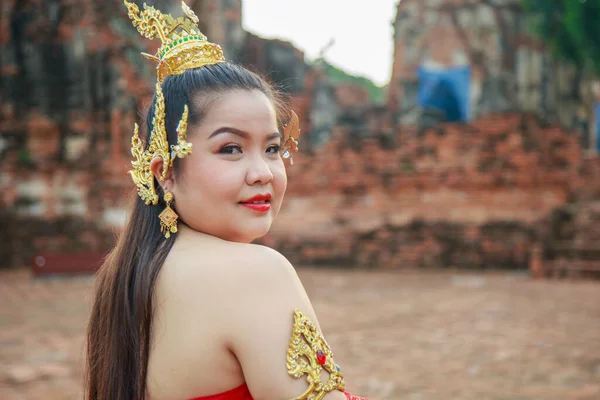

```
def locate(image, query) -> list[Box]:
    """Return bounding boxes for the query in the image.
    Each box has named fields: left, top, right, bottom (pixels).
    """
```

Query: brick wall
left=389, top=0, right=591, bottom=137
left=1, top=0, right=598, bottom=271
left=5, top=108, right=589, bottom=269
left=260, top=113, right=585, bottom=269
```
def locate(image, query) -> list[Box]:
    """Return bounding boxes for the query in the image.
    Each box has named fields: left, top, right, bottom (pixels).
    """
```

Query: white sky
left=242, top=0, right=398, bottom=87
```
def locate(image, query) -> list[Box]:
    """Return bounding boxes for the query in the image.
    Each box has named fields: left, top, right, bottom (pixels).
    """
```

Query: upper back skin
left=146, top=227, right=249, bottom=400
left=145, top=225, right=347, bottom=400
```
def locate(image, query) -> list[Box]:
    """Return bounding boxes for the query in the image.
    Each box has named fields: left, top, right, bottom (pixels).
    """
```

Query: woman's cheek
left=274, top=163, right=287, bottom=189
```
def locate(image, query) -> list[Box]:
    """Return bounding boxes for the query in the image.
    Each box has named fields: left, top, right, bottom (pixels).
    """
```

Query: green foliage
left=18, top=149, right=31, bottom=164
left=522, top=0, right=600, bottom=75
left=317, top=60, right=385, bottom=104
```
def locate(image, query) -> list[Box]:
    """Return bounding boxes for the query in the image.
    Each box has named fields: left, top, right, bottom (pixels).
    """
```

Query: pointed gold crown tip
left=123, top=0, right=225, bottom=82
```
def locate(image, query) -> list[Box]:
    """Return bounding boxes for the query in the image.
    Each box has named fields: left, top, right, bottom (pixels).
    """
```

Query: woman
left=85, top=2, right=368, bottom=399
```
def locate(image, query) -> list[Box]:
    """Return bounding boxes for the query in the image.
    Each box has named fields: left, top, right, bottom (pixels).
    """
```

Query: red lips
left=239, top=193, right=272, bottom=213
left=240, top=193, right=272, bottom=203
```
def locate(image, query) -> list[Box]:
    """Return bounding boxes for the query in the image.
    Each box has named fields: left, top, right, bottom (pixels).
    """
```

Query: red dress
left=188, top=382, right=367, bottom=400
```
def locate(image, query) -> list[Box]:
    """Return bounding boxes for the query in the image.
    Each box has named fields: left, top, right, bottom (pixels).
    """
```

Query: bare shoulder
left=211, top=243, right=315, bottom=327
left=175, top=240, right=299, bottom=286
left=216, top=243, right=312, bottom=314
left=163, top=240, right=346, bottom=399
left=221, top=244, right=304, bottom=292
left=163, top=241, right=307, bottom=317
left=218, top=245, right=345, bottom=400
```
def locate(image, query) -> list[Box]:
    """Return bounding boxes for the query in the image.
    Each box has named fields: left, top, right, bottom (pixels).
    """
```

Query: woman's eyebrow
left=268, top=132, right=283, bottom=140
left=209, top=127, right=282, bottom=140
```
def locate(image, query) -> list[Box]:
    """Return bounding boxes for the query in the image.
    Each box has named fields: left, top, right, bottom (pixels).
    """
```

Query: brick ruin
left=264, top=113, right=596, bottom=271
left=388, top=0, right=600, bottom=155
left=1, top=0, right=599, bottom=274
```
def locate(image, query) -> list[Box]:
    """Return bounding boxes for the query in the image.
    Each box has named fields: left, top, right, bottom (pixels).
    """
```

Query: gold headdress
left=124, top=1, right=224, bottom=206
left=124, top=0, right=225, bottom=83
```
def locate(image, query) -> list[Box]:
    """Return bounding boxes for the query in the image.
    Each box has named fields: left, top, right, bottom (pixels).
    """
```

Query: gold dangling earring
left=159, top=191, right=178, bottom=239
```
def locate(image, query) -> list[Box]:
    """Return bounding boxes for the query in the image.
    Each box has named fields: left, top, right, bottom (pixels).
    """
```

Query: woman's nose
left=246, top=154, right=274, bottom=185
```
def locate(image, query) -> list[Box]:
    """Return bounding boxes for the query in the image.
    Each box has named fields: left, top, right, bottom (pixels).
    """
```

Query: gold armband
left=287, top=309, right=345, bottom=399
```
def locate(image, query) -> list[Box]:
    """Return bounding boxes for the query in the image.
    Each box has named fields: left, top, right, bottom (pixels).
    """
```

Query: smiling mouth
left=239, top=202, right=270, bottom=212
left=239, top=198, right=271, bottom=212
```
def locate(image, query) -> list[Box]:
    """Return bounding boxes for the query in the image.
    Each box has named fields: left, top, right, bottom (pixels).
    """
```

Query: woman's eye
left=267, top=145, right=281, bottom=154
left=220, top=144, right=242, bottom=154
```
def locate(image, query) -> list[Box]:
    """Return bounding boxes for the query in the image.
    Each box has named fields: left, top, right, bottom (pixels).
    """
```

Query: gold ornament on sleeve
left=287, top=309, right=345, bottom=399
left=123, top=0, right=225, bottom=83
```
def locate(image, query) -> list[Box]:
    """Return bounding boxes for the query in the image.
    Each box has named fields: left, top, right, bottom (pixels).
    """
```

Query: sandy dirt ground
left=1, top=267, right=599, bottom=400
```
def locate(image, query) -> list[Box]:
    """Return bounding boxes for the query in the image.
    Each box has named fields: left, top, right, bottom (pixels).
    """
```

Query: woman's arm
left=221, top=245, right=348, bottom=400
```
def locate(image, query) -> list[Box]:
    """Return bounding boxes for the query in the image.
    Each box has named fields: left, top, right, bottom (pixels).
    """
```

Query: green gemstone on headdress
left=184, top=37, right=188, bottom=41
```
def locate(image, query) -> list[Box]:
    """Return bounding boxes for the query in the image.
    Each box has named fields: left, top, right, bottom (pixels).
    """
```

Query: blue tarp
left=417, top=66, right=471, bottom=122
left=595, top=103, right=600, bottom=151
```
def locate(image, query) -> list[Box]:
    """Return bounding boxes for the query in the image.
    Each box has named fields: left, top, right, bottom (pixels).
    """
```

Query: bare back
left=147, top=230, right=248, bottom=399
left=146, top=226, right=348, bottom=400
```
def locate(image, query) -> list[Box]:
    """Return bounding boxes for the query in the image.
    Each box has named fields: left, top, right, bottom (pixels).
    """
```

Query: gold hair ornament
left=129, top=82, right=193, bottom=205
left=125, top=0, right=212, bottom=205
left=287, top=309, right=345, bottom=399
left=282, top=111, right=301, bottom=165
left=123, top=0, right=225, bottom=83
left=170, top=104, right=193, bottom=163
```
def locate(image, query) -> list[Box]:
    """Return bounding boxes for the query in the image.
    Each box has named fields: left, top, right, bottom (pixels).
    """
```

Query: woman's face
left=169, top=89, right=287, bottom=243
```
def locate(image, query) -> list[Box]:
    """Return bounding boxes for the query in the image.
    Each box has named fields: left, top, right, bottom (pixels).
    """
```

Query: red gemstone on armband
left=316, top=350, right=326, bottom=365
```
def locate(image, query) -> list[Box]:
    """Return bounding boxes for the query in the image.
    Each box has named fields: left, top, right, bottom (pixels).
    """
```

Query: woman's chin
left=233, top=221, right=273, bottom=243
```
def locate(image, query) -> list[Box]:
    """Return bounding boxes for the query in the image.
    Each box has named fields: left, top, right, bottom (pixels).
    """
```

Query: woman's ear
left=150, top=156, right=175, bottom=190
